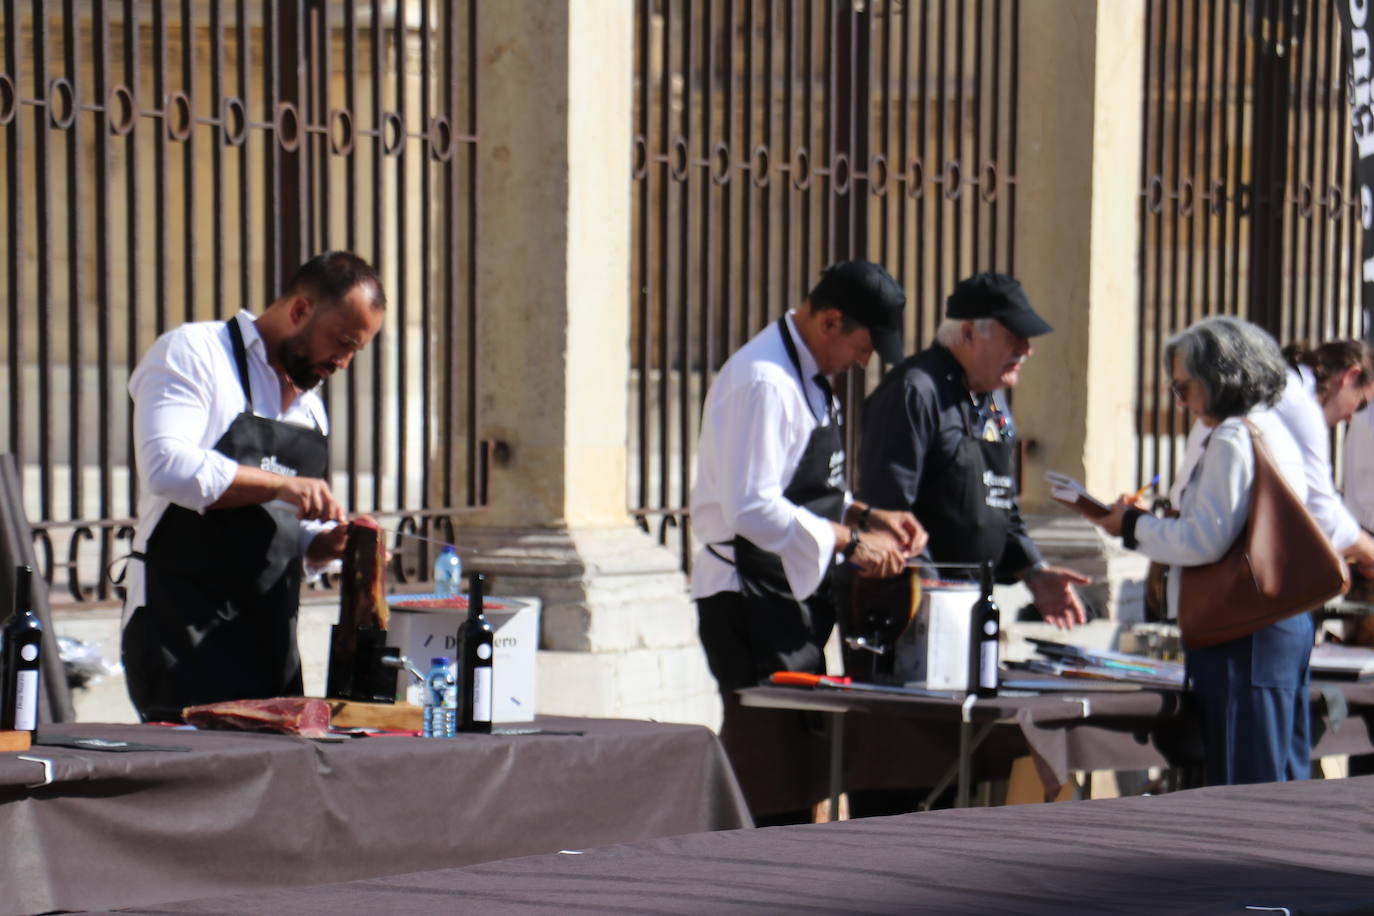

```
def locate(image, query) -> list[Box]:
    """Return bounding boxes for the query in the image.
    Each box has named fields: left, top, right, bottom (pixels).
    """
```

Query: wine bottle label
left=473, top=667, right=492, bottom=723
left=14, top=669, right=38, bottom=731
left=979, top=640, right=998, bottom=690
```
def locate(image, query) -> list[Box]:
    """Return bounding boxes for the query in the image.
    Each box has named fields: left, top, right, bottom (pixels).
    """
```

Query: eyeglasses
left=1170, top=378, right=1191, bottom=401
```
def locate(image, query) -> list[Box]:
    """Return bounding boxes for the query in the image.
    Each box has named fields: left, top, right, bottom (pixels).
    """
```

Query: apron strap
left=225, top=318, right=255, bottom=410
left=705, top=542, right=736, bottom=567
left=776, top=316, right=831, bottom=425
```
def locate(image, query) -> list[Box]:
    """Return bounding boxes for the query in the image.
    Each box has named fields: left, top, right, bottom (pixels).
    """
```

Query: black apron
left=122, top=318, right=330, bottom=721
left=713, top=316, right=848, bottom=600
left=915, top=395, right=1017, bottom=577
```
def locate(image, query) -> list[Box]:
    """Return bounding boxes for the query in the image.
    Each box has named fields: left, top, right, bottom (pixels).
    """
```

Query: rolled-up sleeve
left=129, top=334, right=239, bottom=512
left=714, top=379, right=835, bottom=600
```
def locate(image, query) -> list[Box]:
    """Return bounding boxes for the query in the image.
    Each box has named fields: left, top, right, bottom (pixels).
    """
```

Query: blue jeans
left=1185, top=613, right=1314, bottom=786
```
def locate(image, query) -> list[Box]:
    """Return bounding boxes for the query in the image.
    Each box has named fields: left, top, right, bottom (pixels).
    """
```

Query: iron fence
left=0, top=0, right=484, bottom=606
left=630, top=0, right=1021, bottom=570
left=1136, top=0, right=1364, bottom=488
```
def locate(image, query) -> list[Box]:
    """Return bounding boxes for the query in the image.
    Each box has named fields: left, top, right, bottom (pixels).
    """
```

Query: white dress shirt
left=1272, top=366, right=1359, bottom=550
left=689, top=312, right=848, bottom=601
left=1136, top=409, right=1306, bottom=618
left=123, top=310, right=331, bottom=620
left=1342, top=403, right=1374, bottom=531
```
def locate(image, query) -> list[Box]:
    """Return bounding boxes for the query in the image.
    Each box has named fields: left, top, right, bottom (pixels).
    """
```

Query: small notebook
left=1044, top=471, right=1113, bottom=519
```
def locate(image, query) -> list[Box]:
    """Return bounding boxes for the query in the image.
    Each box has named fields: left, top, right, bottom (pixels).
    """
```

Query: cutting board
left=324, top=698, right=422, bottom=731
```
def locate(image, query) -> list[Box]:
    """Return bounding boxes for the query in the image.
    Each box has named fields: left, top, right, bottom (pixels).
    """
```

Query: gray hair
left=934, top=317, right=995, bottom=348
left=1165, top=316, right=1287, bottom=419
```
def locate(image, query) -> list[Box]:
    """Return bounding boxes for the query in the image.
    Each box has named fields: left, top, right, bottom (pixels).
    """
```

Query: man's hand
left=849, top=530, right=906, bottom=579
left=305, top=521, right=350, bottom=563
left=305, top=513, right=382, bottom=563
left=1027, top=567, right=1091, bottom=630
left=867, top=508, right=928, bottom=556
left=278, top=476, right=345, bottom=523
left=1344, top=531, right=1374, bottom=577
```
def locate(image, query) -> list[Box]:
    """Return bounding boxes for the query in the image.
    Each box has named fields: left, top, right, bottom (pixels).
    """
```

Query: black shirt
left=856, top=343, right=1042, bottom=579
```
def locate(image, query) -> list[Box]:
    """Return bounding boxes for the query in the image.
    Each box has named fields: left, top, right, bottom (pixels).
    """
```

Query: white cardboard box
left=894, top=582, right=980, bottom=690
left=384, top=594, right=541, bottom=723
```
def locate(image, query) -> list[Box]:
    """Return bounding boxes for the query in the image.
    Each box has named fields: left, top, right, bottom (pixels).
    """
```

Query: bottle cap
left=440, top=545, right=456, bottom=555
left=431, top=656, right=451, bottom=666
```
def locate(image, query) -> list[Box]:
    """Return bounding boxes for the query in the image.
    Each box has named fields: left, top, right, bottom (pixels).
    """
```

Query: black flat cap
left=946, top=272, right=1053, bottom=338
left=808, top=260, right=906, bottom=363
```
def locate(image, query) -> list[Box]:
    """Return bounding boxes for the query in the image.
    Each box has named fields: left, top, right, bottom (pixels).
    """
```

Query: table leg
left=920, top=722, right=996, bottom=811
left=827, top=712, right=844, bottom=822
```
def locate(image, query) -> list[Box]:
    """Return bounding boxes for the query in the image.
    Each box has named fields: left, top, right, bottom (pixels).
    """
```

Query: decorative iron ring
left=980, top=160, right=998, bottom=202
left=868, top=153, right=888, bottom=196
left=1177, top=177, right=1195, bottom=217
left=274, top=101, right=301, bottom=151
left=832, top=152, right=851, bottom=195
left=751, top=145, right=770, bottom=187
left=48, top=77, right=76, bottom=130
left=671, top=134, right=690, bottom=182
left=1145, top=174, right=1165, bottom=214
left=1326, top=184, right=1344, bottom=219
left=380, top=111, right=404, bottom=156
left=107, top=84, right=137, bottom=136
left=907, top=157, right=924, bottom=198
left=0, top=73, right=13, bottom=125
left=942, top=159, right=961, bottom=199
left=1296, top=181, right=1313, bottom=218
left=329, top=107, right=354, bottom=156
left=1236, top=183, right=1252, bottom=217
left=791, top=146, right=810, bottom=190
left=428, top=114, right=452, bottom=162
left=711, top=142, right=731, bottom=185
left=221, top=96, right=247, bottom=146
left=1208, top=179, right=1226, bottom=216
left=166, top=90, right=193, bottom=142
left=632, top=134, right=649, bottom=180
left=69, top=526, right=95, bottom=602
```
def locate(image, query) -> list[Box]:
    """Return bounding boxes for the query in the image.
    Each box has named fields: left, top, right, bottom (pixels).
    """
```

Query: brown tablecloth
left=0, top=717, right=749, bottom=915
left=116, top=774, right=1374, bottom=915
left=731, top=679, right=1374, bottom=813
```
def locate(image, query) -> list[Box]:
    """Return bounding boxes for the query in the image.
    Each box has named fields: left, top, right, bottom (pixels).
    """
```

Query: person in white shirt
left=1095, top=316, right=1313, bottom=786
left=690, top=260, right=925, bottom=824
left=120, top=251, right=385, bottom=722
left=1276, top=341, right=1374, bottom=567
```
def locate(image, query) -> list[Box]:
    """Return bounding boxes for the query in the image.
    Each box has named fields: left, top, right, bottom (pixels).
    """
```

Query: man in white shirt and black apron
left=120, top=252, right=385, bottom=722
left=689, top=260, right=927, bottom=825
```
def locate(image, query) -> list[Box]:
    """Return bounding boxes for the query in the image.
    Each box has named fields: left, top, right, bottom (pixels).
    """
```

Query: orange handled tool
left=769, top=671, right=852, bottom=687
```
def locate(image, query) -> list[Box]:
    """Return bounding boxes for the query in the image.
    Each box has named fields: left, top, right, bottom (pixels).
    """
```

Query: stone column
left=462, top=0, right=718, bottom=727
left=1010, top=0, right=1150, bottom=625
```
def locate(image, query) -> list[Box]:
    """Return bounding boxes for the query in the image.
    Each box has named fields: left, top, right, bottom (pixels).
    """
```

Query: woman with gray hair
left=1093, top=316, right=1313, bottom=786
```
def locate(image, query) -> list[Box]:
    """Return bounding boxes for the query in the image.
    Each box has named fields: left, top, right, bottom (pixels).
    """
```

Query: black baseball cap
left=807, top=260, right=906, bottom=363
left=946, top=272, right=1053, bottom=338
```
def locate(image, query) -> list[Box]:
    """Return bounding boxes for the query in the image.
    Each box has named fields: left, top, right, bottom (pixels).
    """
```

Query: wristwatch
left=842, top=527, right=862, bottom=560
left=856, top=505, right=872, bottom=531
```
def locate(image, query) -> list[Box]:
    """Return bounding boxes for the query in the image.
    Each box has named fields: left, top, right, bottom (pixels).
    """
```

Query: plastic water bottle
left=434, top=545, right=462, bottom=597
left=421, top=656, right=457, bottom=738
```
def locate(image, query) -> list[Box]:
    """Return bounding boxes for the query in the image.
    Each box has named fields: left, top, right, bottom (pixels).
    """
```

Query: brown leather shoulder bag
left=1176, top=419, right=1349, bottom=649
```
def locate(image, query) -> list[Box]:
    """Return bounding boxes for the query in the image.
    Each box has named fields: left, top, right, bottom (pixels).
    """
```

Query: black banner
left=1339, top=0, right=1374, bottom=336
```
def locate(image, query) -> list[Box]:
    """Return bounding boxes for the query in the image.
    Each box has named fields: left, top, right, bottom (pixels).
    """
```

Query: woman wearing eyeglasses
left=1095, top=316, right=1312, bottom=786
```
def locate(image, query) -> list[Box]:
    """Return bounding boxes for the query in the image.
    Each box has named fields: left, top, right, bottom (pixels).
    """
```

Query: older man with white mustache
left=849, top=272, right=1089, bottom=632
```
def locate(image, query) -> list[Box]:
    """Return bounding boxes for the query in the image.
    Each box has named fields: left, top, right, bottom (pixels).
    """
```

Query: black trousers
left=697, top=588, right=835, bottom=825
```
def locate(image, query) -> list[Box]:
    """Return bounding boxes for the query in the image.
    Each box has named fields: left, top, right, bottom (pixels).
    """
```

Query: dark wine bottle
left=967, top=560, right=999, bottom=698
left=457, top=572, right=494, bottom=733
left=2, top=565, right=43, bottom=731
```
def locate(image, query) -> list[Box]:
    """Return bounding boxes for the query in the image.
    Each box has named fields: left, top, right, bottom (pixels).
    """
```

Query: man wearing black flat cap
left=853, top=272, right=1089, bottom=632
left=689, top=260, right=927, bottom=825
